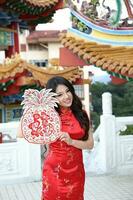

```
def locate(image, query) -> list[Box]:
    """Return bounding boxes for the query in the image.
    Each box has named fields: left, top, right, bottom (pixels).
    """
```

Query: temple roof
left=68, top=0, right=133, bottom=29
left=0, top=54, right=92, bottom=102
left=20, top=0, right=59, bottom=7
left=0, top=54, right=83, bottom=86
left=60, top=32, right=133, bottom=81
left=27, top=30, right=66, bottom=43
left=0, top=0, right=64, bottom=28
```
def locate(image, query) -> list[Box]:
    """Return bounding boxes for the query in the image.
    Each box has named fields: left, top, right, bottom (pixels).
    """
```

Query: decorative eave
left=24, top=63, right=83, bottom=86
left=60, top=33, right=133, bottom=81
left=0, top=54, right=84, bottom=86
left=24, top=0, right=59, bottom=7
left=69, top=1, right=133, bottom=31
left=0, top=0, right=64, bottom=28
left=2, top=0, right=62, bottom=13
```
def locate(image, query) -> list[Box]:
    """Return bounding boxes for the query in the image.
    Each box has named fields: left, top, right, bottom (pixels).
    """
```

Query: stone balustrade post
left=98, top=92, right=117, bottom=173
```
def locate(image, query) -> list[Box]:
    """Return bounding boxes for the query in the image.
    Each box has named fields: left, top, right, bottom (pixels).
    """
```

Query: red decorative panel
left=59, top=47, right=86, bottom=67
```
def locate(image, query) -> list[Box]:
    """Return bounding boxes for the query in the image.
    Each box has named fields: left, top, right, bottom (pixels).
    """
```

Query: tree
left=90, top=81, right=133, bottom=129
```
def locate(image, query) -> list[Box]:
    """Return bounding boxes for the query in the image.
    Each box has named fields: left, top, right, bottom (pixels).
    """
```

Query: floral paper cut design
left=21, top=89, right=61, bottom=144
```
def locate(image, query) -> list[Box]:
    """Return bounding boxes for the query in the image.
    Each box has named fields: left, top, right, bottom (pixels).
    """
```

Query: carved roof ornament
left=60, top=1, right=133, bottom=83
left=0, top=54, right=84, bottom=85
left=25, top=0, right=59, bottom=7
left=60, top=33, right=133, bottom=81
left=68, top=0, right=133, bottom=28
left=0, top=0, right=64, bottom=28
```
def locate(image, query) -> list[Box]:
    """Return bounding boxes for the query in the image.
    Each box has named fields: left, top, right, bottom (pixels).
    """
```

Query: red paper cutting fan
left=21, top=88, right=61, bottom=144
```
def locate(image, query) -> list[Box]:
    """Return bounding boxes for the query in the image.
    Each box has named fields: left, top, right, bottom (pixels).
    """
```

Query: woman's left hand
left=59, top=132, right=72, bottom=145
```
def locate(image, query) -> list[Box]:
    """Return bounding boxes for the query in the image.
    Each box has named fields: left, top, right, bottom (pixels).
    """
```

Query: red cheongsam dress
left=42, top=108, right=85, bottom=200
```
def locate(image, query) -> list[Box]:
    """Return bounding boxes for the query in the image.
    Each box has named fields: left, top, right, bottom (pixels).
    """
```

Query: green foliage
left=119, top=125, right=133, bottom=135
left=90, top=81, right=133, bottom=130
left=90, top=111, right=100, bottom=129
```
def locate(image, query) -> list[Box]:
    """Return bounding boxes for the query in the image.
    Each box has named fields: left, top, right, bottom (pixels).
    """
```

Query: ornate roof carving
left=0, top=0, right=64, bottom=28
left=25, top=0, right=58, bottom=7
left=60, top=32, right=133, bottom=81
left=0, top=54, right=83, bottom=85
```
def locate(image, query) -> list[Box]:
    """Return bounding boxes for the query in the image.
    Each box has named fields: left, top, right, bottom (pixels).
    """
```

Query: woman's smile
left=56, top=84, right=73, bottom=108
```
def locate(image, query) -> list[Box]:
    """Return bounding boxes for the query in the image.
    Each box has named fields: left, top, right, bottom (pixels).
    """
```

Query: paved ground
left=85, top=175, right=133, bottom=200
left=0, top=175, right=133, bottom=200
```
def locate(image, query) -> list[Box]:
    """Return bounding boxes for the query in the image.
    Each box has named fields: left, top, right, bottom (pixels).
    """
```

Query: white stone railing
left=115, top=116, right=133, bottom=175
left=1, top=92, right=133, bottom=182
left=83, top=92, right=133, bottom=175
left=83, top=125, right=101, bottom=174
left=116, top=116, right=133, bottom=133
left=0, top=122, right=41, bottom=184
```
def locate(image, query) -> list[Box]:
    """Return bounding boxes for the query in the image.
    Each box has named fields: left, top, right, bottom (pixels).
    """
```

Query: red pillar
left=5, top=22, right=20, bottom=58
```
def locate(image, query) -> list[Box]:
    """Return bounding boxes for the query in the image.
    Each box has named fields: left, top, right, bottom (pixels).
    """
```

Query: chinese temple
left=0, top=54, right=87, bottom=122
left=0, top=54, right=83, bottom=97
left=0, top=0, right=86, bottom=122
left=1, top=0, right=133, bottom=87
left=0, top=0, right=64, bottom=56
left=1, top=0, right=133, bottom=121
left=59, top=0, right=133, bottom=84
left=0, top=0, right=90, bottom=95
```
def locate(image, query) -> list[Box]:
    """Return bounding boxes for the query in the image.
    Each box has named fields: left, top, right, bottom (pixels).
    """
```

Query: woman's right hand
left=59, top=131, right=73, bottom=145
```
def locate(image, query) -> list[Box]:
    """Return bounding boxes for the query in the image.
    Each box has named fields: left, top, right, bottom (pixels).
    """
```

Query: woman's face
left=55, top=84, right=73, bottom=108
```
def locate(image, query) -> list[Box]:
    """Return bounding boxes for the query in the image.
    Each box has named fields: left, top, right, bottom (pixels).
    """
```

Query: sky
left=36, top=8, right=71, bottom=31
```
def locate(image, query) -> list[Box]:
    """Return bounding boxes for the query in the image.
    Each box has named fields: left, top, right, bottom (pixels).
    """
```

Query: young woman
left=42, top=76, right=94, bottom=200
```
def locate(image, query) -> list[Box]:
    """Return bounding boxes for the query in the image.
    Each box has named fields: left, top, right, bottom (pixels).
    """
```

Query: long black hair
left=46, top=76, right=90, bottom=140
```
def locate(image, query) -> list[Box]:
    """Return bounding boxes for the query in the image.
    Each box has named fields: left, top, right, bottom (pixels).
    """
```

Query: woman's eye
left=66, top=89, right=70, bottom=93
left=56, top=94, right=62, bottom=97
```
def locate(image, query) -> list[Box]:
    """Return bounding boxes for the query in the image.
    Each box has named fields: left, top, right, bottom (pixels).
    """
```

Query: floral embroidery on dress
left=43, top=177, right=50, bottom=193
left=42, top=107, right=85, bottom=200
left=53, top=164, right=61, bottom=179
left=66, top=151, right=74, bottom=165
left=63, top=178, right=70, bottom=184
left=56, top=196, right=61, bottom=200
left=66, top=185, right=74, bottom=198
